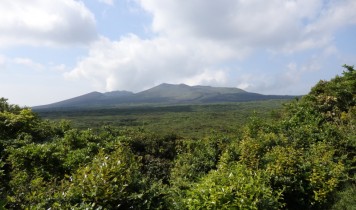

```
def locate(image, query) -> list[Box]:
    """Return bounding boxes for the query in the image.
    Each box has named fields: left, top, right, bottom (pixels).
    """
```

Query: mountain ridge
left=33, top=83, right=297, bottom=109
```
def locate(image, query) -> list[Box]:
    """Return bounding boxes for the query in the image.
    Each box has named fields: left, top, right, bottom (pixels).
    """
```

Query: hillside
left=33, top=83, right=296, bottom=109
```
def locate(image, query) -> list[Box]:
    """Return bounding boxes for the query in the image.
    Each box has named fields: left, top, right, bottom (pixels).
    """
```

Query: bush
left=184, top=163, right=282, bottom=210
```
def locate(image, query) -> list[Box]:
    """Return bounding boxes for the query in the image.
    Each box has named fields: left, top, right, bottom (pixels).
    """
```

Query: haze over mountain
left=33, top=83, right=296, bottom=109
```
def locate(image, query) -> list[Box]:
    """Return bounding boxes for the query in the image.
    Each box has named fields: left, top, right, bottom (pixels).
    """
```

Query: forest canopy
left=0, top=65, right=355, bottom=209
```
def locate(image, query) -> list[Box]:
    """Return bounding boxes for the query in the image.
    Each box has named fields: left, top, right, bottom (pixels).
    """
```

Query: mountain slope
left=136, top=83, right=246, bottom=101
left=33, top=83, right=296, bottom=109
left=35, top=91, right=134, bottom=109
left=36, top=91, right=104, bottom=109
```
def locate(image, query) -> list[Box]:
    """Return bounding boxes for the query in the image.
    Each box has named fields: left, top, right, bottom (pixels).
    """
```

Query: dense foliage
left=0, top=65, right=355, bottom=209
left=36, top=99, right=287, bottom=139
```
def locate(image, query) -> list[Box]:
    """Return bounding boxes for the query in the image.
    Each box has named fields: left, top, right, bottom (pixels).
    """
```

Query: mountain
left=33, top=83, right=296, bottom=109
left=34, top=91, right=134, bottom=109
left=137, top=83, right=245, bottom=100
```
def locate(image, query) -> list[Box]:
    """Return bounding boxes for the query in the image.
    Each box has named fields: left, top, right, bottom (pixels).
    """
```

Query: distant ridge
left=33, top=83, right=296, bottom=109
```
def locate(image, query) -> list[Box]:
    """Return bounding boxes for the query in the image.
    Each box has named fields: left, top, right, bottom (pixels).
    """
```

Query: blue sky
left=0, top=0, right=355, bottom=106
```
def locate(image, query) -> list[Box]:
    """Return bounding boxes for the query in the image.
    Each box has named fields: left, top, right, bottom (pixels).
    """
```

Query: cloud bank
left=0, top=0, right=97, bottom=47
left=65, top=35, right=235, bottom=91
left=3, top=0, right=355, bottom=95
left=65, top=0, right=356, bottom=93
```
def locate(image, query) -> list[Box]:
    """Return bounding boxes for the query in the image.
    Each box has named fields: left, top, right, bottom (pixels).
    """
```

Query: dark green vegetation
left=35, top=100, right=288, bottom=139
left=0, top=65, right=355, bottom=209
left=33, top=83, right=296, bottom=109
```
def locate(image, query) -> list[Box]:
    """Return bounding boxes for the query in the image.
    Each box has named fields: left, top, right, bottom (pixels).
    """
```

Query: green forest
left=36, top=99, right=288, bottom=139
left=0, top=65, right=355, bottom=209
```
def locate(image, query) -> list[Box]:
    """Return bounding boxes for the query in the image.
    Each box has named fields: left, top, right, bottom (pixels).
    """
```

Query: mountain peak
left=156, top=83, right=188, bottom=87
left=33, top=83, right=296, bottom=109
left=104, top=90, right=134, bottom=97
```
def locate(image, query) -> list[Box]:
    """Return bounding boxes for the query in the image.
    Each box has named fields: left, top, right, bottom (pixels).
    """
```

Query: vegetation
left=0, top=65, right=355, bottom=209
left=35, top=100, right=287, bottom=139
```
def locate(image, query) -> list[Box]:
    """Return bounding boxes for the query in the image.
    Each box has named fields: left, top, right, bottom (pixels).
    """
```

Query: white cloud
left=66, top=0, right=356, bottom=93
left=13, top=57, right=45, bottom=71
left=0, top=0, right=97, bottom=47
left=0, top=55, right=6, bottom=67
left=65, top=35, right=238, bottom=92
left=0, top=55, right=47, bottom=71
left=0, top=54, right=7, bottom=71
left=305, top=0, right=356, bottom=34
left=235, top=60, right=325, bottom=95
left=139, top=0, right=356, bottom=52
left=182, top=69, right=228, bottom=87
left=98, top=0, right=114, bottom=5
left=51, top=64, right=69, bottom=72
